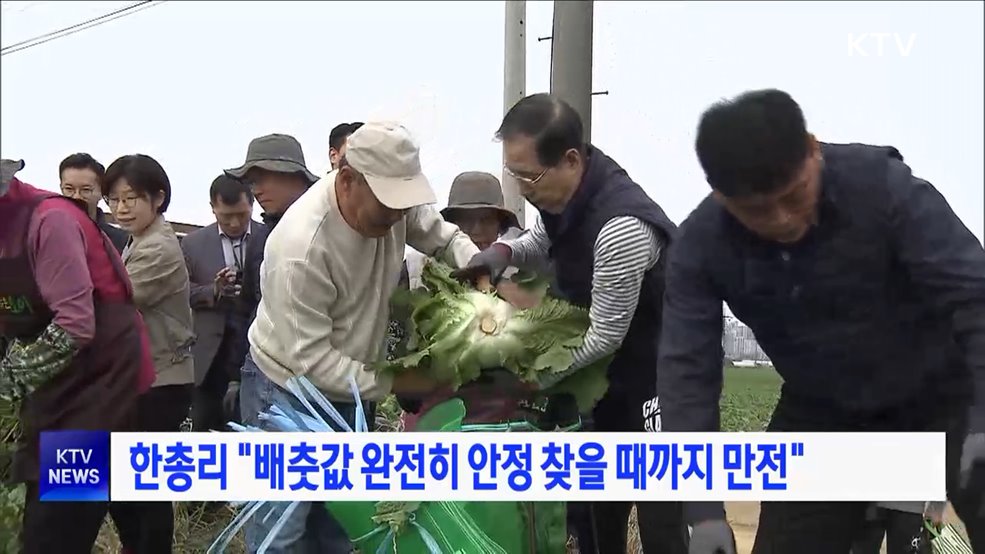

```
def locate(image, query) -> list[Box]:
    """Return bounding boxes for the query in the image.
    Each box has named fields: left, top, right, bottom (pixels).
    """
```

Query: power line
left=1, top=0, right=153, bottom=53
left=1, top=1, right=165, bottom=57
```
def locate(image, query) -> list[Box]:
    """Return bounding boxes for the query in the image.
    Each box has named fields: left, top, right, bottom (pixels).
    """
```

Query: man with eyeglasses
left=455, top=93, right=689, bottom=554
left=58, top=153, right=129, bottom=253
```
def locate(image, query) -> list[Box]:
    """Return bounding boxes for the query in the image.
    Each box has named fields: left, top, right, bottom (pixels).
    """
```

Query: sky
left=1, top=0, right=983, bottom=244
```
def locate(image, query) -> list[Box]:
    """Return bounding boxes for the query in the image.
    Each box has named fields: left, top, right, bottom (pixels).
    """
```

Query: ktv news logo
left=39, top=431, right=110, bottom=501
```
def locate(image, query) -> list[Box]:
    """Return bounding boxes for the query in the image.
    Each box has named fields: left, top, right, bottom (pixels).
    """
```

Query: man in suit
left=58, top=153, right=129, bottom=253
left=181, top=174, right=268, bottom=431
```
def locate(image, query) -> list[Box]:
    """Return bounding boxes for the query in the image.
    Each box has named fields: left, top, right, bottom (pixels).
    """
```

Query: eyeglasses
left=107, top=196, right=141, bottom=209
left=504, top=166, right=549, bottom=186
left=61, top=186, right=98, bottom=199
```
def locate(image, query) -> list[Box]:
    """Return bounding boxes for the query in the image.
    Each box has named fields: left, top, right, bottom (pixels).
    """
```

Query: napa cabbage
left=379, top=260, right=610, bottom=412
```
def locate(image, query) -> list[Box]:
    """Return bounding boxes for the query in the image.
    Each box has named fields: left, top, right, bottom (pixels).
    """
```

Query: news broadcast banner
left=38, top=431, right=945, bottom=503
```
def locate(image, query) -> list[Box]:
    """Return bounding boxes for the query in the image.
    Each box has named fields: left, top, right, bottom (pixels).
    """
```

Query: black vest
left=539, top=145, right=678, bottom=401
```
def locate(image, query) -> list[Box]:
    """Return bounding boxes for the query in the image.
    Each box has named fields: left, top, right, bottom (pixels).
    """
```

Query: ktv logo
left=39, top=430, right=110, bottom=501
left=848, top=33, right=918, bottom=58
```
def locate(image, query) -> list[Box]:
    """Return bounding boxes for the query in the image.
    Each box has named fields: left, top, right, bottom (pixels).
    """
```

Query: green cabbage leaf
left=379, top=260, right=610, bottom=412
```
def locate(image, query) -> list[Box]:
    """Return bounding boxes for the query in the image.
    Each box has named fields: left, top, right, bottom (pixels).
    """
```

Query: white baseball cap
left=344, top=121, right=436, bottom=210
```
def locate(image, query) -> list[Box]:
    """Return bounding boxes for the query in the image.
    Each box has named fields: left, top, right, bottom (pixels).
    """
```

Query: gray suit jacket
left=181, top=220, right=268, bottom=385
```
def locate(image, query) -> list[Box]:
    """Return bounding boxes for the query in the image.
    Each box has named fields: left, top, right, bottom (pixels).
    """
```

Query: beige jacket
left=123, top=217, right=195, bottom=387
left=248, top=171, right=480, bottom=402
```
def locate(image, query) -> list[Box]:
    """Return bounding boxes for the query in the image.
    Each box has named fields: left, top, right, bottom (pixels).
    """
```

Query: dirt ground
left=726, top=502, right=760, bottom=553
left=724, top=502, right=968, bottom=554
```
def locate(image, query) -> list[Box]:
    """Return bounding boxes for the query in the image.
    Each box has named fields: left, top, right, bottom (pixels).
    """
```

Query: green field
left=720, top=365, right=782, bottom=432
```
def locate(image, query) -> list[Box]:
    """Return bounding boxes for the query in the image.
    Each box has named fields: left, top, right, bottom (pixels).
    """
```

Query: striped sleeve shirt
left=503, top=215, right=664, bottom=371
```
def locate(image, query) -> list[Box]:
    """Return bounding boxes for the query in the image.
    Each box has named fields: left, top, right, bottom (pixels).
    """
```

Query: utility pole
left=550, top=0, right=594, bottom=142
left=503, top=0, right=526, bottom=227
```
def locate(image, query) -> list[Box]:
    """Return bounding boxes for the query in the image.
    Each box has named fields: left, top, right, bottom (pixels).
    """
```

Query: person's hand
left=451, top=244, right=513, bottom=286
left=222, top=381, right=241, bottom=421
left=391, top=369, right=440, bottom=398
left=689, top=519, right=737, bottom=554
left=496, top=280, right=542, bottom=309
left=959, top=432, right=985, bottom=491
left=924, top=501, right=946, bottom=525
left=213, top=267, right=241, bottom=299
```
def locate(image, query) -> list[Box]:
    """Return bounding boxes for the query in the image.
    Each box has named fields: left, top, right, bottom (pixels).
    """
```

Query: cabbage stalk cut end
left=479, top=315, right=498, bottom=334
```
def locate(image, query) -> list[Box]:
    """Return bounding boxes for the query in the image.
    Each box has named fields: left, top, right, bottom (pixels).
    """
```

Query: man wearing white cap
left=241, top=121, right=480, bottom=552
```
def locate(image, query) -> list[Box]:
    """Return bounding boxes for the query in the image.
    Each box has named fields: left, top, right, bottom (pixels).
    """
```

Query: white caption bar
left=109, top=432, right=946, bottom=502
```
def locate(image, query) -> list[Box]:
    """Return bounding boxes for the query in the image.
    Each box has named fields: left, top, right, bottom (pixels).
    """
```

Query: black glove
left=689, top=519, right=737, bottom=554
left=451, top=244, right=513, bottom=285
left=222, top=381, right=241, bottom=423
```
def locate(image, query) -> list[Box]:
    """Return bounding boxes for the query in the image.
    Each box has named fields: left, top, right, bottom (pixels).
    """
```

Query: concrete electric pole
left=502, top=0, right=527, bottom=227
left=550, top=0, right=594, bottom=142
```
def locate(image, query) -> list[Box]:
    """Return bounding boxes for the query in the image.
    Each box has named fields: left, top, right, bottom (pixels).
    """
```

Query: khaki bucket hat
left=225, top=134, right=319, bottom=186
left=440, top=171, right=519, bottom=229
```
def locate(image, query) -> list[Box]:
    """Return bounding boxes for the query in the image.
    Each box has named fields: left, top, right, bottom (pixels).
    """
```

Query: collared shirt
left=219, top=222, right=251, bottom=272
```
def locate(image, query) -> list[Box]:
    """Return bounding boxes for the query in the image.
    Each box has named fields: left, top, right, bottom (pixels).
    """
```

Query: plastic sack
left=328, top=398, right=570, bottom=554
left=329, top=499, right=524, bottom=554
left=925, top=521, right=974, bottom=554
left=326, top=399, right=526, bottom=554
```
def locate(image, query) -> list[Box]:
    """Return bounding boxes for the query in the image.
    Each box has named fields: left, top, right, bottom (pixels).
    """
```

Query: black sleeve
left=99, top=221, right=129, bottom=254
left=226, top=246, right=263, bottom=383
left=657, top=228, right=725, bottom=433
left=886, top=158, right=985, bottom=433
left=656, top=224, right=727, bottom=525
left=225, top=309, right=249, bottom=383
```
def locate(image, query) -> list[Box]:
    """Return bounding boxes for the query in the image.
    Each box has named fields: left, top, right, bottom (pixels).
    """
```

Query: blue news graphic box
left=39, top=430, right=110, bottom=502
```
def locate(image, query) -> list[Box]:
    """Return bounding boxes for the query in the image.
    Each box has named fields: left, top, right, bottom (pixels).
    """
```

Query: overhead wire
left=1, top=1, right=165, bottom=57
left=1, top=0, right=153, bottom=52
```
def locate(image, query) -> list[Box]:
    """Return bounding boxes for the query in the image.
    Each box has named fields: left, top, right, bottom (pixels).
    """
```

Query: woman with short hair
left=104, top=153, right=195, bottom=554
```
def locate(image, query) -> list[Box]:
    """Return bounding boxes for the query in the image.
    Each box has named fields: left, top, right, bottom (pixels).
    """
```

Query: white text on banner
left=108, top=432, right=946, bottom=503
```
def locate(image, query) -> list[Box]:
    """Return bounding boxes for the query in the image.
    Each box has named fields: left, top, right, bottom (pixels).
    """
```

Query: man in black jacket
left=657, top=88, right=985, bottom=553
left=58, top=153, right=128, bottom=253
left=458, top=93, right=689, bottom=554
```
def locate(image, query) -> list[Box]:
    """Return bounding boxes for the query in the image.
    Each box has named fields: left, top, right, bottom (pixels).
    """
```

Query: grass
left=0, top=366, right=781, bottom=553
left=719, top=365, right=782, bottom=432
